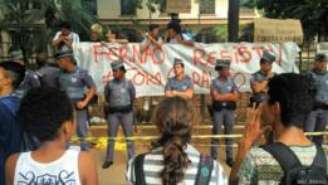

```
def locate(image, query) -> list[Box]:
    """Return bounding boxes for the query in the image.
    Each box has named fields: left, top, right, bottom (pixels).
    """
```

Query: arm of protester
left=52, top=32, right=64, bottom=48
left=176, top=35, right=194, bottom=47
left=5, top=154, right=19, bottom=185
left=79, top=152, right=99, bottom=185
left=148, top=35, right=163, bottom=50
left=229, top=104, right=271, bottom=185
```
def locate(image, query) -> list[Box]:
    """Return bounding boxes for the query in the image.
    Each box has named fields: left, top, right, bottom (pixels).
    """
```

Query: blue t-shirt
left=0, top=95, right=22, bottom=185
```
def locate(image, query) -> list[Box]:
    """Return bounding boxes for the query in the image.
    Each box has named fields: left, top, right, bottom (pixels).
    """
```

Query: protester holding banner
left=56, top=50, right=97, bottom=151
left=210, top=59, right=239, bottom=167
left=166, top=22, right=194, bottom=47
left=0, top=62, right=25, bottom=185
left=165, top=58, right=193, bottom=99
left=103, top=60, right=136, bottom=169
left=304, top=54, right=328, bottom=145
left=106, top=29, right=128, bottom=44
left=141, top=24, right=163, bottom=52
left=52, top=21, right=80, bottom=52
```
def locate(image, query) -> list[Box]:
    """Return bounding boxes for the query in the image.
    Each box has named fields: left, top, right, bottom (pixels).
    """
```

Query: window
left=121, top=0, right=137, bottom=16
left=199, top=0, right=216, bottom=15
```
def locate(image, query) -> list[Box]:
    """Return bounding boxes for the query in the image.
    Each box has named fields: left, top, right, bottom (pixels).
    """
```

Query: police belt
left=313, top=102, right=328, bottom=110
left=107, top=105, right=133, bottom=114
left=212, top=101, right=236, bottom=111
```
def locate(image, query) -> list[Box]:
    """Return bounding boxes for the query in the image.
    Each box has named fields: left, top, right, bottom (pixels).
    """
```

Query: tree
left=0, top=0, right=96, bottom=59
left=257, top=0, right=328, bottom=41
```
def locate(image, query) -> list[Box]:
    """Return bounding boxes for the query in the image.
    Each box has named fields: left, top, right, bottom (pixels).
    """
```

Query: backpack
left=134, top=154, right=214, bottom=185
left=261, top=142, right=328, bottom=185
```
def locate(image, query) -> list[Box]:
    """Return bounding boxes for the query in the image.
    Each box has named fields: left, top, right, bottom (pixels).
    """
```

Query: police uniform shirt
left=58, top=67, right=95, bottom=101
left=36, top=65, right=60, bottom=88
left=165, top=75, right=193, bottom=92
left=308, top=70, right=328, bottom=104
left=105, top=78, right=135, bottom=108
left=15, top=70, right=41, bottom=98
left=211, top=77, right=238, bottom=95
left=250, top=71, right=273, bottom=102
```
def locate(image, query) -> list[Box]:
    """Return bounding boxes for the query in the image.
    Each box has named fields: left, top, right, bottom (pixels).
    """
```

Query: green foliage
left=256, top=0, right=328, bottom=41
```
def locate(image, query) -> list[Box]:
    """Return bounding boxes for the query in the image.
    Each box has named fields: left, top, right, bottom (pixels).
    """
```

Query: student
left=230, top=73, right=328, bottom=185
left=0, top=61, right=25, bottom=185
left=127, top=97, right=227, bottom=185
left=5, top=87, right=98, bottom=185
left=52, top=21, right=80, bottom=52
left=141, top=24, right=163, bottom=52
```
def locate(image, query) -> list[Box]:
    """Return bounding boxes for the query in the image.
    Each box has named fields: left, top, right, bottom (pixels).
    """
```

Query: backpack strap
left=134, top=154, right=146, bottom=185
left=261, top=143, right=303, bottom=173
left=195, top=155, right=214, bottom=185
left=311, top=145, right=327, bottom=171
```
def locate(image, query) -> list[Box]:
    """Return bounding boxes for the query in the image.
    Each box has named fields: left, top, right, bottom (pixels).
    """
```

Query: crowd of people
left=1, top=20, right=328, bottom=185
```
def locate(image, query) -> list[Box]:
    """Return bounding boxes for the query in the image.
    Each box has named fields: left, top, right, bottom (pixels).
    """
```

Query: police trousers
left=211, top=109, right=235, bottom=161
left=305, top=109, right=328, bottom=145
left=75, top=108, right=89, bottom=150
left=105, top=111, right=135, bottom=162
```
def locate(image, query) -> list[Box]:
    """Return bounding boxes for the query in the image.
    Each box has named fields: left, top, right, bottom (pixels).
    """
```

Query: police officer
left=35, top=52, right=60, bottom=88
left=103, top=61, right=135, bottom=169
left=10, top=49, right=40, bottom=98
left=250, top=50, right=276, bottom=144
left=250, top=50, right=276, bottom=106
left=165, top=58, right=193, bottom=99
left=305, top=54, right=328, bottom=145
left=56, top=50, right=97, bottom=150
left=210, top=59, right=238, bottom=167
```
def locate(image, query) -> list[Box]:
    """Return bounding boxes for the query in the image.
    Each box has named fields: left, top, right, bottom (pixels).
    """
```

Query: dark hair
left=268, top=73, right=314, bottom=128
left=0, top=61, right=25, bottom=88
left=18, top=87, right=74, bottom=142
left=167, top=22, right=181, bottom=34
left=60, top=21, right=71, bottom=29
left=149, top=24, right=160, bottom=31
left=152, top=97, right=194, bottom=185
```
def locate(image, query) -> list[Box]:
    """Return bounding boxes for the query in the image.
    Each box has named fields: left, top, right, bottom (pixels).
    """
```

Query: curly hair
left=268, top=73, right=314, bottom=128
left=18, top=87, right=74, bottom=142
left=152, top=97, right=194, bottom=185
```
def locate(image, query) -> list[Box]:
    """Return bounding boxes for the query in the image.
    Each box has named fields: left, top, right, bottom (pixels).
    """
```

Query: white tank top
left=14, top=149, right=81, bottom=185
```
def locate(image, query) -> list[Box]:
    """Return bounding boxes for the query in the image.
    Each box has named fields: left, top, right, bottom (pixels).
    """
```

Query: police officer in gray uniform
left=103, top=61, right=136, bottom=169
left=56, top=50, right=97, bottom=150
left=35, top=53, right=60, bottom=88
left=250, top=50, right=276, bottom=144
left=305, top=54, right=328, bottom=145
left=210, top=59, right=238, bottom=167
left=165, top=58, right=193, bottom=99
left=250, top=50, right=276, bottom=106
left=10, top=49, right=40, bottom=98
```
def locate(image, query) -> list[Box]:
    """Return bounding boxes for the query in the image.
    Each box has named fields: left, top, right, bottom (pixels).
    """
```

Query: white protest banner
left=74, top=42, right=300, bottom=97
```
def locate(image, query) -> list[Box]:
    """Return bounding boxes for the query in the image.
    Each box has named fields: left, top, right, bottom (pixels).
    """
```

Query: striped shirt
left=126, top=144, right=227, bottom=185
